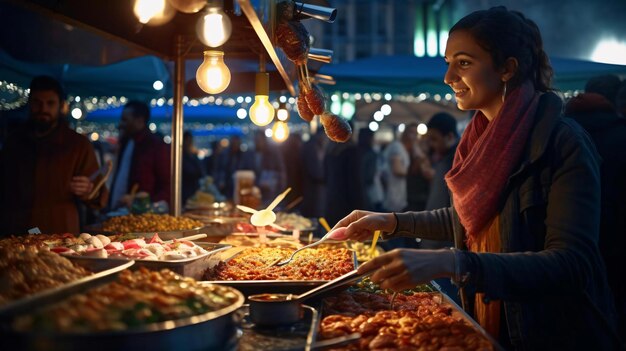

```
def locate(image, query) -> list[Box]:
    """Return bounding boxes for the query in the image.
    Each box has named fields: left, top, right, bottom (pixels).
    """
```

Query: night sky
left=457, top=0, right=626, bottom=62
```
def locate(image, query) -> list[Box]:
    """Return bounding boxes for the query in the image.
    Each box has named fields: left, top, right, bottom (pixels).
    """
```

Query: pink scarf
left=445, top=81, right=541, bottom=246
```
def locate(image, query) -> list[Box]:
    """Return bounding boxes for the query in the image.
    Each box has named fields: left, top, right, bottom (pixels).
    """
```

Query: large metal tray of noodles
left=63, top=242, right=231, bottom=276
left=0, top=283, right=245, bottom=351
left=0, top=260, right=134, bottom=319
left=200, top=247, right=359, bottom=296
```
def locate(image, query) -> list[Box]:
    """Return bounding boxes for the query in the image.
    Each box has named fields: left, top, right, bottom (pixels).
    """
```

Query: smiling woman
left=327, top=6, right=621, bottom=350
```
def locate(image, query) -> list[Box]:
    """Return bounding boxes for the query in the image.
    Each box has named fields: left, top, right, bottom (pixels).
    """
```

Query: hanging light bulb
left=249, top=72, right=275, bottom=126
left=272, top=121, right=290, bottom=143
left=276, top=102, right=289, bottom=121
left=133, top=0, right=175, bottom=26
left=196, top=2, right=232, bottom=47
left=196, top=50, right=231, bottom=94
left=168, top=0, right=206, bottom=13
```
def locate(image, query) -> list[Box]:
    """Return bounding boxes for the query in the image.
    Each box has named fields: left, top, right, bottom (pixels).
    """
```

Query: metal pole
left=170, top=35, right=185, bottom=216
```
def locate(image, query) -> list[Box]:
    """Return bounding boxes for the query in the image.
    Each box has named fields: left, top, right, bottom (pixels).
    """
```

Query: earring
left=502, top=82, right=507, bottom=102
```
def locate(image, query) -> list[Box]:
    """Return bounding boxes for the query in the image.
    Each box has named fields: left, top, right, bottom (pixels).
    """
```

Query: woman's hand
left=327, top=210, right=397, bottom=241
left=357, top=249, right=456, bottom=291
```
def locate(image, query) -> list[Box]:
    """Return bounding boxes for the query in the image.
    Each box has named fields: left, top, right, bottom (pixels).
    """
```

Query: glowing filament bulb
left=249, top=96, right=274, bottom=126
left=197, top=7, right=232, bottom=47
left=272, top=121, right=289, bottom=142
left=196, top=50, right=231, bottom=94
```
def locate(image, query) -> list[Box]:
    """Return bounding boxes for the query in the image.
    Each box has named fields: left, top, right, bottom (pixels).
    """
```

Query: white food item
left=79, top=233, right=92, bottom=241
left=69, top=244, right=88, bottom=252
left=95, top=235, right=111, bottom=246
left=87, top=236, right=103, bottom=249
left=144, top=243, right=166, bottom=258
left=83, top=248, right=108, bottom=258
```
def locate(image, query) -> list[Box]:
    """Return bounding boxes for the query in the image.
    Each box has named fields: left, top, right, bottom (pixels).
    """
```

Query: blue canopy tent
left=0, top=50, right=172, bottom=102
left=86, top=104, right=241, bottom=124
left=319, top=55, right=626, bottom=94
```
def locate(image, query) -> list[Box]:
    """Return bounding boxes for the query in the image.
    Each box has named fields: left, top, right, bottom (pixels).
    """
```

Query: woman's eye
left=459, top=60, right=470, bottom=66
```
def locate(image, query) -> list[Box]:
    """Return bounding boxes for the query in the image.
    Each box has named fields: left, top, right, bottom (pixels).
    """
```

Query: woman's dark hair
left=450, top=6, right=553, bottom=92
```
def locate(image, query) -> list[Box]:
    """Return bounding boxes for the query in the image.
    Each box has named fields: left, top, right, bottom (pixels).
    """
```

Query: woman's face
left=444, top=29, right=505, bottom=120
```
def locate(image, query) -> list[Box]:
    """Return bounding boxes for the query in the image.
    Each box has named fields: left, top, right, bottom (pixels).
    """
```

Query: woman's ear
left=501, top=57, right=518, bottom=82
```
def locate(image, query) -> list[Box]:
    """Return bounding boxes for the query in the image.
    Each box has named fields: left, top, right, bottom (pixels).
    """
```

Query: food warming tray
left=200, top=247, right=359, bottom=296
left=83, top=224, right=206, bottom=240
left=0, top=260, right=134, bottom=318
left=64, top=242, right=231, bottom=276
left=1, top=284, right=245, bottom=351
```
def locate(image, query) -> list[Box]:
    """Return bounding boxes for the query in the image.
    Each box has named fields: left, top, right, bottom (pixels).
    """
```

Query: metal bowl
left=1, top=284, right=245, bottom=351
left=248, top=293, right=303, bottom=327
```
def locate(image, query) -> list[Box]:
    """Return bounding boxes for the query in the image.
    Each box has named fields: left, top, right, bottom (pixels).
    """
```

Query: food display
left=52, top=233, right=209, bottom=261
left=274, top=212, right=314, bottom=231
left=320, top=291, right=493, bottom=350
left=203, top=247, right=353, bottom=281
left=0, top=233, right=78, bottom=249
left=0, top=246, right=91, bottom=306
left=101, top=213, right=203, bottom=233
left=13, top=267, right=241, bottom=332
left=352, top=277, right=436, bottom=295
left=346, top=242, right=383, bottom=262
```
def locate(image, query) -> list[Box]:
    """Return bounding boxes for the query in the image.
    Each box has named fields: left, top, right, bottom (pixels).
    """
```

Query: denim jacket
left=388, top=93, right=619, bottom=350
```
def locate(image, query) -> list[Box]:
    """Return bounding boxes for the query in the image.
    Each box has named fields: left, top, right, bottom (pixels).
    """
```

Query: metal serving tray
left=84, top=224, right=206, bottom=240
left=0, top=260, right=134, bottom=319
left=200, top=247, right=359, bottom=296
left=1, top=284, right=245, bottom=351
left=64, top=242, right=231, bottom=276
left=318, top=287, right=504, bottom=351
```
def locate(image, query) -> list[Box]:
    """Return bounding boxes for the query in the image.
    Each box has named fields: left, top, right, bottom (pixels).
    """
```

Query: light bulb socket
left=293, top=2, right=337, bottom=23
left=255, top=72, right=270, bottom=96
left=308, top=47, right=334, bottom=63
left=204, top=50, right=224, bottom=57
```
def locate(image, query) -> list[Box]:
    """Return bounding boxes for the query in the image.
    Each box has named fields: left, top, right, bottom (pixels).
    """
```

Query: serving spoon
left=236, top=187, right=291, bottom=231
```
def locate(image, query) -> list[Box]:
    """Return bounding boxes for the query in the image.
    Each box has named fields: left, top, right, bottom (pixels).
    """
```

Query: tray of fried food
left=318, top=280, right=500, bottom=351
left=0, top=245, right=133, bottom=318
left=4, top=267, right=244, bottom=351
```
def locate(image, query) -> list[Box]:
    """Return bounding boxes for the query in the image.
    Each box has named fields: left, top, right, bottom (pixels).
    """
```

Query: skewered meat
left=276, top=1, right=294, bottom=23
left=276, top=21, right=310, bottom=64
left=304, top=83, right=326, bottom=115
left=320, top=112, right=352, bottom=143
left=297, top=93, right=315, bottom=121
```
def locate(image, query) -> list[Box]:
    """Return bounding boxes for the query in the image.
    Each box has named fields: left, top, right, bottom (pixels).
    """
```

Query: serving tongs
left=273, top=232, right=333, bottom=266
left=273, top=217, right=333, bottom=266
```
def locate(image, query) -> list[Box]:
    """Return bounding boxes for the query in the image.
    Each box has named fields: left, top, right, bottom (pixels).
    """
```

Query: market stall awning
left=319, top=55, right=626, bottom=94
left=0, top=50, right=171, bottom=102
left=86, top=104, right=240, bottom=124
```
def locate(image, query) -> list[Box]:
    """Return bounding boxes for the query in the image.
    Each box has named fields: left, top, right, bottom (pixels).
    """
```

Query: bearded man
left=0, top=76, right=108, bottom=235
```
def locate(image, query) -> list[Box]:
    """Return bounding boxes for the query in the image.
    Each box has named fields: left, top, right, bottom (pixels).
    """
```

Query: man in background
left=109, top=100, right=170, bottom=209
left=0, top=75, right=108, bottom=235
